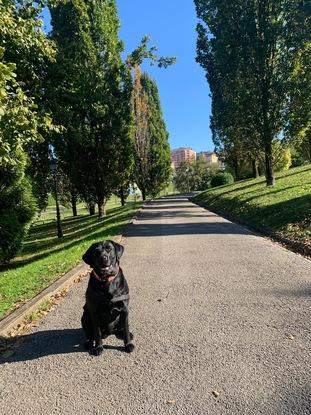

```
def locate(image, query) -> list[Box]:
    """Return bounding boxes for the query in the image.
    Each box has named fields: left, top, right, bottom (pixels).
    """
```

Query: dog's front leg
left=90, top=317, right=104, bottom=356
left=120, top=311, right=135, bottom=353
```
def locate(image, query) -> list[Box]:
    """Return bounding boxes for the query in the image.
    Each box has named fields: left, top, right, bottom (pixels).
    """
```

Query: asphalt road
left=1, top=195, right=311, bottom=415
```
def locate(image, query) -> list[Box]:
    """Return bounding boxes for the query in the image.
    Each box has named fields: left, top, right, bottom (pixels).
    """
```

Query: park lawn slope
left=0, top=202, right=141, bottom=319
left=192, top=164, right=311, bottom=249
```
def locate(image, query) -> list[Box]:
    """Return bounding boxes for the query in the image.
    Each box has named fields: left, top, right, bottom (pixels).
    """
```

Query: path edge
left=191, top=197, right=311, bottom=260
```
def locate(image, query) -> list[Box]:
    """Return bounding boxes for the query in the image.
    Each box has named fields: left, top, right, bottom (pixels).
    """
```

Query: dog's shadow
left=0, top=328, right=126, bottom=364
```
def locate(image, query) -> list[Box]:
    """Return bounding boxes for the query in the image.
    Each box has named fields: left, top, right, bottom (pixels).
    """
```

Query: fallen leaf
left=212, top=390, right=220, bottom=398
left=167, top=400, right=176, bottom=405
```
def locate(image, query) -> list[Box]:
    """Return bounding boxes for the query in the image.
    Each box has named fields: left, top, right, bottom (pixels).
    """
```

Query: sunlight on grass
left=193, top=164, right=311, bottom=245
left=0, top=202, right=141, bottom=318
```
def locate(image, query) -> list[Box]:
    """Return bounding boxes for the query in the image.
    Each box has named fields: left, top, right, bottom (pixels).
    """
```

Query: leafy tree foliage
left=0, top=0, right=55, bottom=263
left=174, top=160, right=196, bottom=193
left=174, top=159, right=220, bottom=192
left=211, top=172, right=234, bottom=188
left=195, top=0, right=310, bottom=186
left=49, top=0, right=133, bottom=217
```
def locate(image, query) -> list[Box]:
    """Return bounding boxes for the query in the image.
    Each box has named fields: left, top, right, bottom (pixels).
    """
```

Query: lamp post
left=49, top=158, right=63, bottom=238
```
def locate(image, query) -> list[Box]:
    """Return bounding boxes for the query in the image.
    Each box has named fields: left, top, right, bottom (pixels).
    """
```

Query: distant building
left=197, top=151, right=219, bottom=164
left=171, top=147, right=196, bottom=170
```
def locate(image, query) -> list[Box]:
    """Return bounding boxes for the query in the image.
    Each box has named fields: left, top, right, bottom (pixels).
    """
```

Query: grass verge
left=192, top=164, right=311, bottom=254
left=0, top=202, right=141, bottom=319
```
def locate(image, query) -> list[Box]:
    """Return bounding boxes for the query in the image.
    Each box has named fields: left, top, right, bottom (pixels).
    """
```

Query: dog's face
left=82, top=240, right=124, bottom=278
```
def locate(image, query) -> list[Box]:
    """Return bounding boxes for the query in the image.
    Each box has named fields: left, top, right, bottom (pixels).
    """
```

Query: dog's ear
left=111, top=241, right=124, bottom=261
left=82, top=243, right=96, bottom=266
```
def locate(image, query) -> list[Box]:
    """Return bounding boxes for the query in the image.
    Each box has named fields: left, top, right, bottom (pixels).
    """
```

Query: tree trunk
left=120, top=191, right=126, bottom=207
left=141, top=187, right=146, bottom=201
left=89, top=204, right=95, bottom=216
left=234, top=156, right=239, bottom=181
left=257, top=1, right=275, bottom=186
left=71, top=192, right=78, bottom=217
left=252, top=159, right=259, bottom=178
left=98, top=195, right=107, bottom=218
left=264, top=142, right=275, bottom=186
left=258, top=164, right=263, bottom=177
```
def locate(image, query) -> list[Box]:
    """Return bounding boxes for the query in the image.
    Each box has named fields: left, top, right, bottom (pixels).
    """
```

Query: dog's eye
left=106, top=247, right=112, bottom=252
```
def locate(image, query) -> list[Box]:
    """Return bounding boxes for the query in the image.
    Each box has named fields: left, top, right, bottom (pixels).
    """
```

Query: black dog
left=81, top=240, right=134, bottom=356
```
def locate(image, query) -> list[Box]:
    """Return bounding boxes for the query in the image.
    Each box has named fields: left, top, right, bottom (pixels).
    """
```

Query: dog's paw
left=84, top=340, right=94, bottom=350
left=115, top=332, right=134, bottom=341
left=90, top=345, right=104, bottom=356
left=125, top=343, right=135, bottom=353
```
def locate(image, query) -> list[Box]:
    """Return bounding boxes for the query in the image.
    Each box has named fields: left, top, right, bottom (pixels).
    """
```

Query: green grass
left=193, top=164, right=311, bottom=246
left=0, top=201, right=141, bottom=319
left=37, top=196, right=122, bottom=223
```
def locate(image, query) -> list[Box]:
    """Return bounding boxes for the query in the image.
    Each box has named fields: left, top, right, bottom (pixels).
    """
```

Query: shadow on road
left=0, top=329, right=126, bottom=364
left=140, top=208, right=217, bottom=219
left=126, top=195, right=253, bottom=237
left=143, top=204, right=198, bottom=210
left=274, top=286, right=311, bottom=298
left=125, top=221, right=251, bottom=237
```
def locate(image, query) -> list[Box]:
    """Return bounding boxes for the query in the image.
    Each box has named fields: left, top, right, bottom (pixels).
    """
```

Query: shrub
left=273, top=141, right=292, bottom=172
left=0, top=177, right=36, bottom=264
left=211, top=172, right=234, bottom=188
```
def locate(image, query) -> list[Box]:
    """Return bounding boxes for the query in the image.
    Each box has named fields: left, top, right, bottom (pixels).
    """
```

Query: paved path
left=1, top=195, right=311, bottom=414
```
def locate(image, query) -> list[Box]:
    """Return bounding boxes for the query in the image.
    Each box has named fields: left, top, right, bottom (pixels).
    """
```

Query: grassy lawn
left=0, top=200, right=141, bottom=319
left=193, top=164, right=311, bottom=246
left=37, top=195, right=122, bottom=223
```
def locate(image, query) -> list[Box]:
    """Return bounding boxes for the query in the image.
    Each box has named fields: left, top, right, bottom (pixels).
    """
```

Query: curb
left=0, top=263, right=89, bottom=337
left=0, top=232, right=124, bottom=338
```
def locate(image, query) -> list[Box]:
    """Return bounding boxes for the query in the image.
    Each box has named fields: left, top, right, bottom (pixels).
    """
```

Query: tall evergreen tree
left=141, top=72, right=171, bottom=198
left=131, top=66, right=151, bottom=201
left=49, top=0, right=133, bottom=217
left=132, top=67, right=171, bottom=200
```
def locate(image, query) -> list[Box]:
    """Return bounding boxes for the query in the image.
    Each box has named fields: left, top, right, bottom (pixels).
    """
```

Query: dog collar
left=92, top=266, right=120, bottom=284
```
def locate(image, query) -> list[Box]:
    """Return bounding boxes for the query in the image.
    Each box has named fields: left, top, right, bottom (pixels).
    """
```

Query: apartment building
left=171, top=147, right=196, bottom=170
left=196, top=151, right=219, bottom=164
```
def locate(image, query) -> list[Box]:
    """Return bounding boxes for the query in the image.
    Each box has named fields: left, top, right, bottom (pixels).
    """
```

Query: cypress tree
left=141, top=73, right=171, bottom=198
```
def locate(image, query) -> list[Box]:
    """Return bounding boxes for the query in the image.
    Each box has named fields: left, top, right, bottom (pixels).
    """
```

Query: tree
left=2, top=1, right=57, bottom=211
left=285, top=26, right=311, bottom=163
left=132, top=68, right=172, bottom=199
left=141, top=72, right=172, bottom=198
left=49, top=0, right=134, bottom=218
left=273, top=141, right=292, bottom=172
left=174, top=159, right=220, bottom=192
left=131, top=66, right=150, bottom=201
left=174, top=160, right=197, bottom=193
left=196, top=1, right=262, bottom=181
left=195, top=0, right=309, bottom=186
left=0, top=0, right=55, bottom=263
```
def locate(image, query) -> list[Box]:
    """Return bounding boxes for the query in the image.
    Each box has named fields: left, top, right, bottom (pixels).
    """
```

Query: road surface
left=1, top=195, right=311, bottom=414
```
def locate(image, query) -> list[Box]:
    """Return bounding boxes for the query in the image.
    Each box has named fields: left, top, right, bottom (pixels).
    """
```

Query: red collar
left=92, top=266, right=120, bottom=284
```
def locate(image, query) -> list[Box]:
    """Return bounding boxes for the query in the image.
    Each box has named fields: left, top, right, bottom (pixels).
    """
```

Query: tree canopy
left=195, top=0, right=310, bottom=185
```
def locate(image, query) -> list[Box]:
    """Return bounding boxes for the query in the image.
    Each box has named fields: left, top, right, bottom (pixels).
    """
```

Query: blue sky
left=42, top=1, right=213, bottom=152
